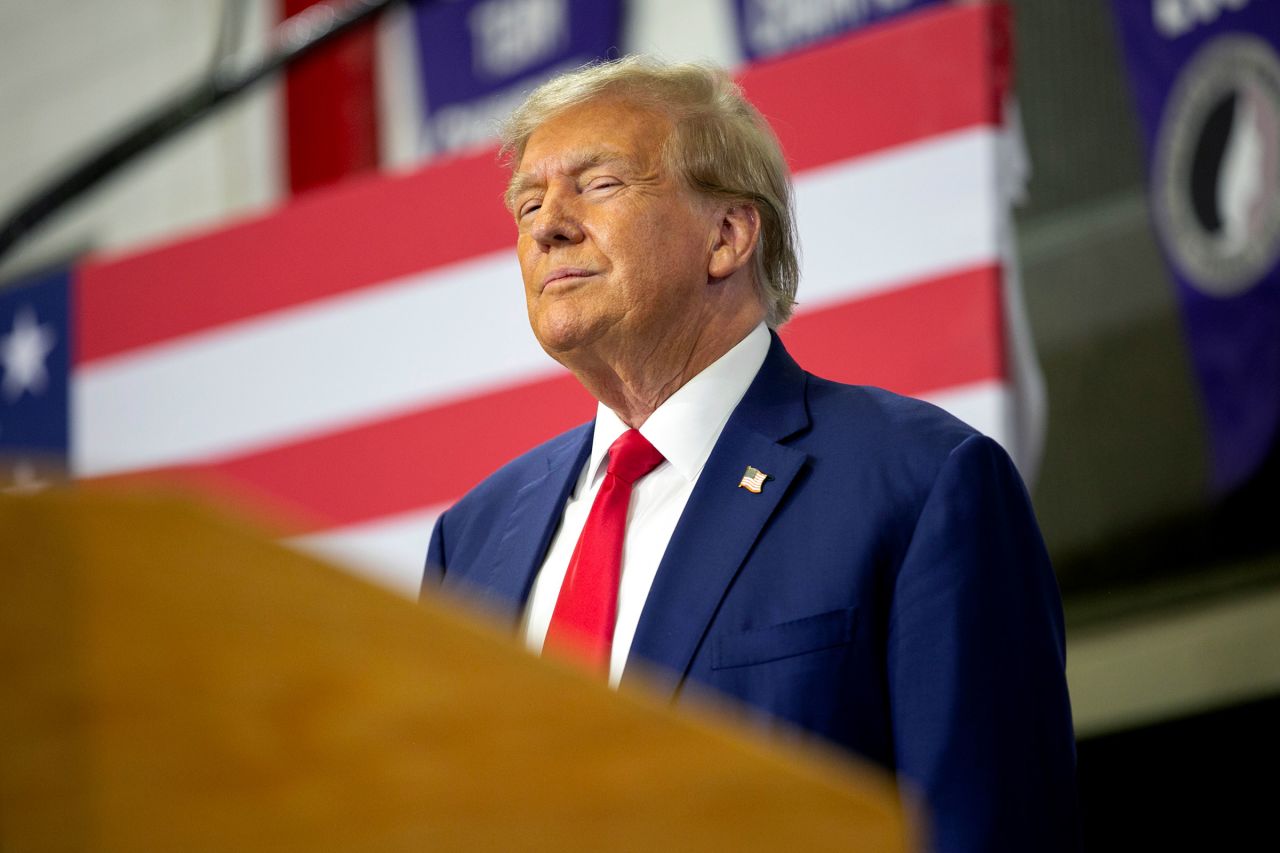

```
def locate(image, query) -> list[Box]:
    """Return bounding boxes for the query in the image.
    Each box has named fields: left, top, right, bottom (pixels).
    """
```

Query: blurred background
left=2, top=0, right=1277, bottom=847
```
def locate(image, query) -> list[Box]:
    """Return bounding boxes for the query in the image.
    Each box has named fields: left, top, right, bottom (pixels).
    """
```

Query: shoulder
left=803, top=374, right=986, bottom=474
left=427, top=420, right=591, bottom=580
left=750, top=336, right=987, bottom=484
left=786, top=372, right=1029, bottom=539
left=425, top=421, right=590, bottom=589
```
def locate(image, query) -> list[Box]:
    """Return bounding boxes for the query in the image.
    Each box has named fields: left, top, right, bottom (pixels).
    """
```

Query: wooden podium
left=1, top=487, right=915, bottom=851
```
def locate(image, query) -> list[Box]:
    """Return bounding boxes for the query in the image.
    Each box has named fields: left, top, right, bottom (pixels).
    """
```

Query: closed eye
left=518, top=200, right=542, bottom=219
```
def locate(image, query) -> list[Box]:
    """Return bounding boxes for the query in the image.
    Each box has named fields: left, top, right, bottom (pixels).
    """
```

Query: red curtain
left=281, top=0, right=381, bottom=195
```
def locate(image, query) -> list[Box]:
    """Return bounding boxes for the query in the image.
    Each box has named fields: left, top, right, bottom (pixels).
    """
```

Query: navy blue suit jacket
left=425, top=336, right=1079, bottom=852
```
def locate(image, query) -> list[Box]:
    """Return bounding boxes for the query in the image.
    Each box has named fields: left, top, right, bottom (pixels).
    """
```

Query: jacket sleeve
left=887, top=434, right=1080, bottom=852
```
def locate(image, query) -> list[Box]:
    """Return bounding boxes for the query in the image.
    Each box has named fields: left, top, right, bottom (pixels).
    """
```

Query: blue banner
left=411, top=0, right=623, bottom=155
left=0, top=267, right=71, bottom=487
left=1110, top=0, right=1280, bottom=493
left=731, top=0, right=943, bottom=60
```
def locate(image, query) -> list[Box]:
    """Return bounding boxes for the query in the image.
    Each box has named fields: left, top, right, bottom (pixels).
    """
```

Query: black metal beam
left=0, top=0, right=405, bottom=263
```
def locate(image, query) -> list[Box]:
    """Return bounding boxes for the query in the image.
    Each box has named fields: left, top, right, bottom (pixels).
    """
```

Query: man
left=424, top=58, right=1079, bottom=851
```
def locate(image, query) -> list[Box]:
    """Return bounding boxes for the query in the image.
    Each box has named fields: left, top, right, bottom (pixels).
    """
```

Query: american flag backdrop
left=2, top=4, right=1037, bottom=595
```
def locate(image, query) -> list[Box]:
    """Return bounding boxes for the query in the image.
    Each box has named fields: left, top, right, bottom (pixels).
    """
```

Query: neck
left=565, top=304, right=764, bottom=428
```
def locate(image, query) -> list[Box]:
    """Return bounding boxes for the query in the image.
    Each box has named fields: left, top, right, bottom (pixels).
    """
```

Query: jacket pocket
left=712, top=607, right=858, bottom=670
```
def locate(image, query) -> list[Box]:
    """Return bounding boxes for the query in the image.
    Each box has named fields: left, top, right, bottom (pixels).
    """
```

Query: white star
left=1, top=305, right=57, bottom=402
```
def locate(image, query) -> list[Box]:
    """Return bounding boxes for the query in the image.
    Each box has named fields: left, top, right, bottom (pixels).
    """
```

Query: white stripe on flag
left=73, top=251, right=554, bottom=476
left=796, top=127, right=999, bottom=309
left=288, top=505, right=443, bottom=598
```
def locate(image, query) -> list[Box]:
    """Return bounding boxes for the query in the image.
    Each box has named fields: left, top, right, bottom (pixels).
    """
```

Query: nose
left=530, top=185, right=584, bottom=249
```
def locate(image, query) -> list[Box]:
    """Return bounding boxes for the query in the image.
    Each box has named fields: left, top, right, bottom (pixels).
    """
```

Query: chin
left=534, top=333, right=573, bottom=360
left=531, top=320, right=589, bottom=360
left=529, top=305, right=601, bottom=357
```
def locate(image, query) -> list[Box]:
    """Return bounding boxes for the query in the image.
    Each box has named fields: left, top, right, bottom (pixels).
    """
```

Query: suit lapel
left=622, top=337, right=810, bottom=695
left=473, top=424, right=592, bottom=624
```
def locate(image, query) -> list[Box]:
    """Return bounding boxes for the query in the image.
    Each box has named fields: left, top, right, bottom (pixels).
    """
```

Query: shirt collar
left=584, top=322, right=771, bottom=489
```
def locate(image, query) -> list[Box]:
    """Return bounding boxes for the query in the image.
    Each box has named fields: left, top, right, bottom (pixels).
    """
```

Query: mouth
left=541, top=268, right=597, bottom=291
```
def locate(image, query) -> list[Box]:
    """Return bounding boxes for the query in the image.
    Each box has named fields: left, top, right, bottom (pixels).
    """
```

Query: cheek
left=516, top=239, right=540, bottom=289
left=598, top=213, right=668, bottom=273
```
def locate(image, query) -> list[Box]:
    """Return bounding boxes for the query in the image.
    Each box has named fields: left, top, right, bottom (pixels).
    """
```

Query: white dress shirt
left=523, top=322, right=772, bottom=686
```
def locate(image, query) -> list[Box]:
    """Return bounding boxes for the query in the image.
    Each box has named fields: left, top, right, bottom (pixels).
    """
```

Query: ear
left=707, top=203, right=761, bottom=281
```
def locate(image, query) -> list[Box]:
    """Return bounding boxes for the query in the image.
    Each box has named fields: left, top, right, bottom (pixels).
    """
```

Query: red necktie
left=544, top=429, right=665, bottom=674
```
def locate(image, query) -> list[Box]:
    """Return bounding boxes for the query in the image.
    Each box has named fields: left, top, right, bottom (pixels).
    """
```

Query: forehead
left=513, top=98, right=673, bottom=185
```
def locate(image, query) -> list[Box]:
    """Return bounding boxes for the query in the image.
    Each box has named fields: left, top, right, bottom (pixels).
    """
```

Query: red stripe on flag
left=75, top=4, right=1006, bottom=366
left=739, top=3, right=1009, bottom=173
left=101, top=265, right=1003, bottom=534
left=107, top=374, right=597, bottom=535
left=76, top=149, right=514, bottom=364
left=780, top=264, right=1005, bottom=394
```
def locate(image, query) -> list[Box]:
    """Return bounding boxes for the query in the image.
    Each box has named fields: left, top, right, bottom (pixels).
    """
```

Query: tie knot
left=605, top=429, right=665, bottom=484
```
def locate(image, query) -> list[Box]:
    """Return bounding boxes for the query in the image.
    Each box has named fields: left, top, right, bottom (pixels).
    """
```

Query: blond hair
left=499, top=57, right=799, bottom=327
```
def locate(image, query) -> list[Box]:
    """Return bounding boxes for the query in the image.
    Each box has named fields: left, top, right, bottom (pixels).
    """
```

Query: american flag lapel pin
left=738, top=466, right=768, bottom=494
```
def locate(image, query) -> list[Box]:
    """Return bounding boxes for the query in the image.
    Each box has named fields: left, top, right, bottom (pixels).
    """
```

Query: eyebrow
left=505, top=149, right=626, bottom=210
